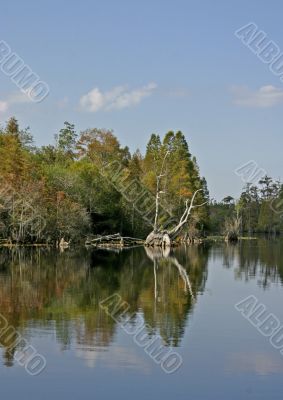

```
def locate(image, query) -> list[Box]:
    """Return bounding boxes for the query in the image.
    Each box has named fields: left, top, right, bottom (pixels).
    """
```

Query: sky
left=0, top=0, right=282, bottom=200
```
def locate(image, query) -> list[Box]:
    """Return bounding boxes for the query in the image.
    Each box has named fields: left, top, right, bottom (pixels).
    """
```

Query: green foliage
left=0, top=118, right=210, bottom=243
left=211, top=177, right=283, bottom=235
left=143, top=131, right=209, bottom=235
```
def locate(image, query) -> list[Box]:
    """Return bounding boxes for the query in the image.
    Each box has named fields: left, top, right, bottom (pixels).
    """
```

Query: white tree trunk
left=145, top=189, right=207, bottom=247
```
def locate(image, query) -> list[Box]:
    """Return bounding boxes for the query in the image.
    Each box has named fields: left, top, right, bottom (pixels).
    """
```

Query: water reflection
left=0, top=245, right=209, bottom=367
left=0, top=239, right=282, bottom=369
left=216, top=238, right=283, bottom=288
left=227, top=352, right=283, bottom=376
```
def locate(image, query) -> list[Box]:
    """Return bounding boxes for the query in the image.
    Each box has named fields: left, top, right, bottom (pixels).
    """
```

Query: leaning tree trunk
left=145, top=189, right=207, bottom=247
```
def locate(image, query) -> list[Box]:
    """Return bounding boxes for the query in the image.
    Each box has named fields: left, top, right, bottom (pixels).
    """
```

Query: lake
left=0, top=239, right=283, bottom=399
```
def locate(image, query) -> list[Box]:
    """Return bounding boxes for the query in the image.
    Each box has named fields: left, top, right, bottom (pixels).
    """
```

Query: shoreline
left=0, top=235, right=266, bottom=249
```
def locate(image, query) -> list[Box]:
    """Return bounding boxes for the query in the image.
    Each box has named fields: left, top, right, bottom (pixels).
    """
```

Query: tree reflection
left=220, top=238, right=283, bottom=289
left=0, top=245, right=209, bottom=366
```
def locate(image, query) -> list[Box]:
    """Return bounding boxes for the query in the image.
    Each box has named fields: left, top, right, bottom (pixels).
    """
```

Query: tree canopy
left=0, top=118, right=210, bottom=244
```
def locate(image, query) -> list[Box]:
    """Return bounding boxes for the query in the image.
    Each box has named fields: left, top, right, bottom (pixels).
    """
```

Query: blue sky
left=0, top=0, right=282, bottom=200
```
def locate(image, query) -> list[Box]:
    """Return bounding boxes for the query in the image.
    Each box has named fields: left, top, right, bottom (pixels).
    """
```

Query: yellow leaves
left=0, top=133, right=31, bottom=186
left=77, top=128, right=122, bottom=165
left=178, top=188, right=192, bottom=198
left=142, top=171, right=156, bottom=193
left=56, top=191, right=65, bottom=203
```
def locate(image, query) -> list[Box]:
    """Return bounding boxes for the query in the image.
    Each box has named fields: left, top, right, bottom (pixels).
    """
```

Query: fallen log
left=85, top=233, right=144, bottom=248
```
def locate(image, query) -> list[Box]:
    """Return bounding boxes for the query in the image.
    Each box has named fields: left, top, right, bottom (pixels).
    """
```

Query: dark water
left=0, top=239, right=283, bottom=399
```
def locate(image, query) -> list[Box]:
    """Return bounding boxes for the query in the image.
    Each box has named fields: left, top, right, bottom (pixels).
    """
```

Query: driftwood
left=86, top=233, right=144, bottom=248
left=0, top=239, right=13, bottom=247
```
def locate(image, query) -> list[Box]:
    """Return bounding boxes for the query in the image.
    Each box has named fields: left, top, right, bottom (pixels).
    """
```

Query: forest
left=0, top=117, right=282, bottom=245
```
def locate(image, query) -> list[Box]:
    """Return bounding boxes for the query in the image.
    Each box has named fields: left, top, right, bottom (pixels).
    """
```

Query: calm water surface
left=0, top=239, right=283, bottom=399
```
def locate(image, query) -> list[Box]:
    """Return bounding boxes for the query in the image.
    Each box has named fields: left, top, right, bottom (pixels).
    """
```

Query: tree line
left=1, top=117, right=282, bottom=244
left=210, top=176, right=283, bottom=235
left=0, top=117, right=209, bottom=244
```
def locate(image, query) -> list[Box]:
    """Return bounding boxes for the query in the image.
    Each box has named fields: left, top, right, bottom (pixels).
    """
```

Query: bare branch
left=168, top=189, right=207, bottom=237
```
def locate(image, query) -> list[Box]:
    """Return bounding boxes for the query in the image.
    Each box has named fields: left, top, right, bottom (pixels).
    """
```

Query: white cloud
left=231, top=85, right=283, bottom=108
left=8, top=91, right=32, bottom=105
left=0, top=101, right=8, bottom=113
left=0, top=91, right=32, bottom=113
left=79, top=83, right=157, bottom=112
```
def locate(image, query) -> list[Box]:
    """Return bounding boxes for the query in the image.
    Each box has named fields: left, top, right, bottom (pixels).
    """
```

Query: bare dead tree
left=145, top=188, right=208, bottom=247
left=167, top=189, right=207, bottom=237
